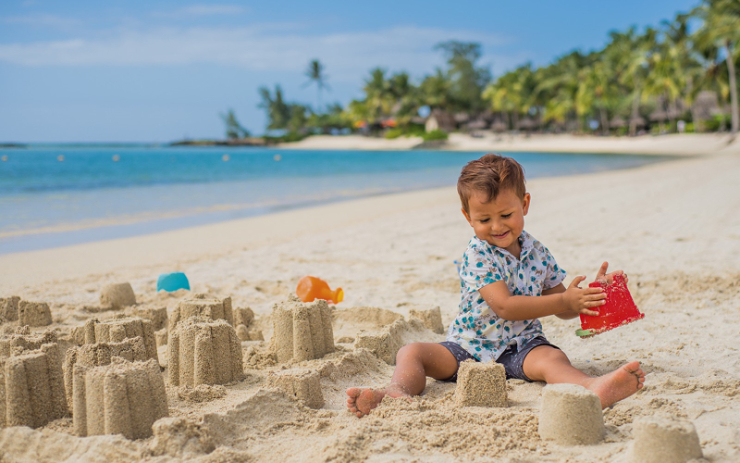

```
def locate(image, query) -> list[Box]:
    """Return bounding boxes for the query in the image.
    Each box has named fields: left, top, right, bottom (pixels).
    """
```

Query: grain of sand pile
left=1, top=153, right=739, bottom=462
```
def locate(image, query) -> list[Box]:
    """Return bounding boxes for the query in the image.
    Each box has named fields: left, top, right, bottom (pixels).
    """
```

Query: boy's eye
left=501, top=213, right=512, bottom=219
left=480, top=218, right=489, bottom=223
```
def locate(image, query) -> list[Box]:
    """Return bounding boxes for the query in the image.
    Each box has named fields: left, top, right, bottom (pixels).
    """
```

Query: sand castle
left=135, top=306, right=168, bottom=332
left=454, top=361, right=507, bottom=407
left=271, top=297, right=334, bottom=363
left=0, top=296, right=20, bottom=323
left=233, top=306, right=263, bottom=341
left=628, top=416, right=703, bottom=463
left=100, top=282, right=137, bottom=310
left=72, top=317, right=157, bottom=362
left=267, top=369, right=324, bottom=409
left=1, top=331, right=67, bottom=428
left=409, top=307, right=445, bottom=334
left=354, top=318, right=426, bottom=365
left=538, top=384, right=604, bottom=445
left=167, top=318, right=244, bottom=387
left=73, top=358, right=168, bottom=439
left=62, top=336, right=150, bottom=409
left=18, top=300, right=53, bottom=327
left=0, top=297, right=51, bottom=327
left=169, top=294, right=234, bottom=332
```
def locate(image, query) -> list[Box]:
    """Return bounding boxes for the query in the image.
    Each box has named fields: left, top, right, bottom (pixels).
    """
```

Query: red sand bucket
left=576, top=273, right=645, bottom=338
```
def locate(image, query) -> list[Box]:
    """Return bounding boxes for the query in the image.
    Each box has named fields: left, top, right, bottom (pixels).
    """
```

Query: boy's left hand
left=595, top=261, right=628, bottom=285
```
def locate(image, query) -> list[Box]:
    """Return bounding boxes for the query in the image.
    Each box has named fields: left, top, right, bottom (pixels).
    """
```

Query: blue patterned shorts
left=439, top=337, right=559, bottom=382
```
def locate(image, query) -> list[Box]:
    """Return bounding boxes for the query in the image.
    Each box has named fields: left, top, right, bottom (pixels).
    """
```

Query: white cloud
left=0, top=24, right=520, bottom=80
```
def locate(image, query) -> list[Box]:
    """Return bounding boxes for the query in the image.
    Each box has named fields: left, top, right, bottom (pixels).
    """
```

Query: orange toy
left=296, top=276, right=344, bottom=304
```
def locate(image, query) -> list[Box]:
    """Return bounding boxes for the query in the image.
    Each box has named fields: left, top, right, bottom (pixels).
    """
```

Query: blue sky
left=0, top=0, right=699, bottom=143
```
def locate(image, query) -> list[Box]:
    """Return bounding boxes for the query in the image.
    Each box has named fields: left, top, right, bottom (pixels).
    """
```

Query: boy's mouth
left=492, top=231, right=509, bottom=239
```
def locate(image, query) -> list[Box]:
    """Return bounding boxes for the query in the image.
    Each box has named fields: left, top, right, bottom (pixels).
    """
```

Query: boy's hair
left=457, top=153, right=526, bottom=213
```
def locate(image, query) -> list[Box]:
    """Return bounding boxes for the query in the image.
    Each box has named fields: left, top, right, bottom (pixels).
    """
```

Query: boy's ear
left=461, top=207, right=473, bottom=226
left=522, top=193, right=531, bottom=216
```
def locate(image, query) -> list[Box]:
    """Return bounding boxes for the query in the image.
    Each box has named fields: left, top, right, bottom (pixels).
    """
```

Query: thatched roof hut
left=610, top=116, right=627, bottom=128
left=649, top=110, right=668, bottom=122
left=517, top=117, right=537, bottom=130
left=490, top=120, right=508, bottom=133
left=425, top=110, right=456, bottom=133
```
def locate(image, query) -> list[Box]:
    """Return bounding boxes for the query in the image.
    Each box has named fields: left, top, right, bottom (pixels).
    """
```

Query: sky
left=0, top=0, right=700, bottom=143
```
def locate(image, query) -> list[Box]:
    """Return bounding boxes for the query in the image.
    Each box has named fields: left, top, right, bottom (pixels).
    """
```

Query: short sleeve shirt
left=446, top=230, right=567, bottom=362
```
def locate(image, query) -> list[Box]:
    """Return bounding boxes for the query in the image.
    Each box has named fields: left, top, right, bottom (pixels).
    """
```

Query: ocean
left=0, top=145, right=667, bottom=254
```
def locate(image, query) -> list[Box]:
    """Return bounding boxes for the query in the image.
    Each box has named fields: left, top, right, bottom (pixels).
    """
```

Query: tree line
left=223, top=0, right=739, bottom=140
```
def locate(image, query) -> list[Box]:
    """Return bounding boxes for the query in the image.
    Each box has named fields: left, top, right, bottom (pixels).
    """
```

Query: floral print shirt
left=446, top=230, right=567, bottom=362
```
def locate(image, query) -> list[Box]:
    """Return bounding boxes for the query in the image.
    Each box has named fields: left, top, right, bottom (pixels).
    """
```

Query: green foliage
left=434, top=41, right=491, bottom=113
left=422, top=129, right=448, bottom=141
left=262, top=131, right=308, bottom=144
left=220, top=109, right=250, bottom=139
left=247, top=0, right=740, bottom=137
left=384, top=128, right=403, bottom=139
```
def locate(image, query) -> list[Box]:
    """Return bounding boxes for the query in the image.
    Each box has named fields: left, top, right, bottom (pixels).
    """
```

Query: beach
left=1, top=135, right=739, bottom=462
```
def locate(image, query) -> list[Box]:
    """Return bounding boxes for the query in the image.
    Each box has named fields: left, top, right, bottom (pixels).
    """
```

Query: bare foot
left=585, top=361, right=645, bottom=408
left=346, top=384, right=409, bottom=418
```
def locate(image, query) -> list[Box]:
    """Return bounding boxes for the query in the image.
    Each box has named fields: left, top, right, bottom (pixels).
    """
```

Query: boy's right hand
left=562, top=276, right=603, bottom=316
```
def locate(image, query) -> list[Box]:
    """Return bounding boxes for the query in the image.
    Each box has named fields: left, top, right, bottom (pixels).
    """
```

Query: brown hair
left=457, top=153, right=526, bottom=213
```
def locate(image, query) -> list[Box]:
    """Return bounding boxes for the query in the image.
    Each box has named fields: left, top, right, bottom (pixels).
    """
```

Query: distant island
left=169, top=138, right=267, bottom=147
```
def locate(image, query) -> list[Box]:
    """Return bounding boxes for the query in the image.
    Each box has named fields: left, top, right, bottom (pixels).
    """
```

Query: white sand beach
left=282, top=132, right=740, bottom=156
left=1, top=136, right=739, bottom=462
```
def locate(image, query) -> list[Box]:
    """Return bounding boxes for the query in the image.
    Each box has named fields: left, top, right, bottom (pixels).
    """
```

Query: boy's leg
left=522, top=345, right=645, bottom=409
left=346, top=342, right=458, bottom=418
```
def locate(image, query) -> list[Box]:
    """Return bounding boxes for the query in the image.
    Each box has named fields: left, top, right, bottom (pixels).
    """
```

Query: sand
left=0, top=135, right=739, bottom=461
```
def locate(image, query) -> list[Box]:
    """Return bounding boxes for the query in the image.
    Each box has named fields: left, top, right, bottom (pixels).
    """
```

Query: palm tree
left=363, top=67, right=392, bottom=123
left=303, top=59, right=330, bottom=112
left=693, top=0, right=740, bottom=133
left=604, top=27, right=657, bottom=135
left=420, top=68, right=452, bottom=111
left=534, top=52, right=588, bottom=131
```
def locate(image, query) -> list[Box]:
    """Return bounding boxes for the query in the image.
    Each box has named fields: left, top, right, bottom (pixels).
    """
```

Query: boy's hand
left=562, top=276, right=603, bottom=316
left=595, top=261, right=628, bottom=285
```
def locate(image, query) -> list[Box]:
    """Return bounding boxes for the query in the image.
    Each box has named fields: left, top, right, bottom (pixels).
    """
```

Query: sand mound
left=0, top=426, right=140, bottom=463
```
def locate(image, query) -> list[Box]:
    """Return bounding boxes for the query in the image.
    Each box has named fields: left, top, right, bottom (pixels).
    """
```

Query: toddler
left=347, top=153, right=645, bottom=417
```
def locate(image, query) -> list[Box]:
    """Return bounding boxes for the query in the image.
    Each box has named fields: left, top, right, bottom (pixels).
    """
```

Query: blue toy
left=157, top=272, right=190, bottom=292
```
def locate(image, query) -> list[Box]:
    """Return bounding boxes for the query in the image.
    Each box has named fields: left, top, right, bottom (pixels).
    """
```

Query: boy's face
left=462, top=188, right=530, bottom=255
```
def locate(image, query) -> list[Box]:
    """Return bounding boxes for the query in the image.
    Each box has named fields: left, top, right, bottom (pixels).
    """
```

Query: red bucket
left=576, top=274, right=644, bottom=338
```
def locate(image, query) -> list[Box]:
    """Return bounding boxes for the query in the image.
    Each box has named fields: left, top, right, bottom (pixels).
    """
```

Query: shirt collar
left=475, top=230, right=533, bottom=261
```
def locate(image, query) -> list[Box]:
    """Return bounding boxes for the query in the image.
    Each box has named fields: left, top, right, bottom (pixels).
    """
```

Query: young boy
left=347, top=153, right=645, bottom=417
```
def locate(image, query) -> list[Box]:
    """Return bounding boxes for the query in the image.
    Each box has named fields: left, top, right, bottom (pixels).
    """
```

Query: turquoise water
left=0, top=145, right=667, bottom=253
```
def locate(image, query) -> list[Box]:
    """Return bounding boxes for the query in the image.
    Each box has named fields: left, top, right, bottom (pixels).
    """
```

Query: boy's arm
left=542, top=284, right=579, bottom=319
left=479, top=277, right=604, bottom=322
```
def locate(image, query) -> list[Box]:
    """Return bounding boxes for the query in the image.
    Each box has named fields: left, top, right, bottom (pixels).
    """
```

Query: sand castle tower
left=0, top=296, right=20, bottom=323
left=0, top=330, right=67, bottom=428
left=72, top=317, right=157, bottom=362
left=454, top=361, right=507, bottom=407
left=538, top=383, right=604, bottom=445
left=271, top=297, right=334, bottom=363
left=99, top=282, right=136, bottom=310
left=628, top=416, right=703, bottom=463
left=62, top=336, right=150, bottom=410
left=169, top=295, right=234, bottom=332
left=167, top=318, right=244, bottom=387
left=267, top=369, right=324, bottom=409
left=0, top=297, right=52, bottom=327
left=73, top=358, right=168, bottom=439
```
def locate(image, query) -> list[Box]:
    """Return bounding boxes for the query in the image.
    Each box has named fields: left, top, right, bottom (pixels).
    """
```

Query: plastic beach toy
left=157, top=272, right=190, bottom=292
left=296, top=276, right=343, bottom=304
left=576, top=273, right=644, bottom=338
